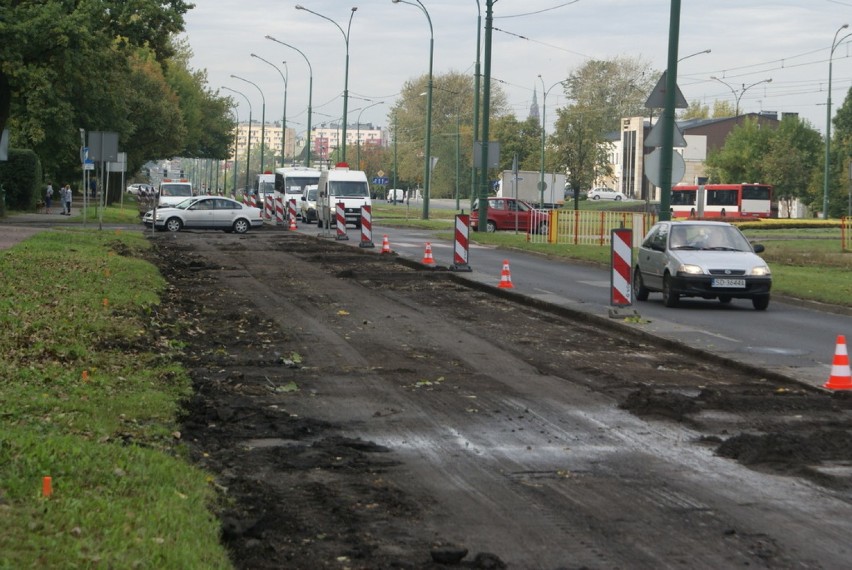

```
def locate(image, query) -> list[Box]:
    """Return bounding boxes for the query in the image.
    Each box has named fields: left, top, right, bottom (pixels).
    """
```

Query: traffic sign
left=644, top=148, right=685, bottom=187
left=372, top=177, right=389, bottom=185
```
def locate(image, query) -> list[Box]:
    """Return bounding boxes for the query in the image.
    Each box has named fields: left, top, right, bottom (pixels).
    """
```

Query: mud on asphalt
left=141, top=229, right=852, bottom=569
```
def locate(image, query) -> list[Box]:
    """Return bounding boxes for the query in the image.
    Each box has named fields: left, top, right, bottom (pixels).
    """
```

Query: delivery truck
left=496, top=170, right=566, bottom=208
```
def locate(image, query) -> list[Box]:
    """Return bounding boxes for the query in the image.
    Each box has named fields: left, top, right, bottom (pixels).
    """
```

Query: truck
left=274, top=167, right=321, bottom=219
left=157, top=178, right=194, bottom=207
left=496, top=170, right=567, bottom=208
left=316, top=163, right=371, bottom=229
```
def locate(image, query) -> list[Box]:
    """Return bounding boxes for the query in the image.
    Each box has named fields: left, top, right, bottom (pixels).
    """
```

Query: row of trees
left=4, top=1, right=851, bottom=218
left=0, top=1, right=234, bottom=202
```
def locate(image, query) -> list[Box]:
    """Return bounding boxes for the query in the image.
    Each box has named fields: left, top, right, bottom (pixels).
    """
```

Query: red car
left=471, top=197, right=550, bottom=234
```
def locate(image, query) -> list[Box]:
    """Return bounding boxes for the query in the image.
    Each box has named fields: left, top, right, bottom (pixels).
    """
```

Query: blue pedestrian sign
left=372, top=177, right=389, bottom=185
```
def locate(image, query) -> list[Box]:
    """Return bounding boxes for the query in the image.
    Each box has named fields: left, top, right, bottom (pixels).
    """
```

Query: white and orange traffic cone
left=421, top=242, right=436, bottom=266
left=497, top=259, right=514, bottom=289
left=825, top=335, right=852, bottom=390
left=380, top=234, right=392, bottom=255
left=289, top=215, right=297, bottom=231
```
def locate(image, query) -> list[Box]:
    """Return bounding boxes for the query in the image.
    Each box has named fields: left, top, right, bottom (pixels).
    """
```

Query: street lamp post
left=710, top=76, right=772, bottom=117
left=472, top=0, right=482, bottom=207
left=250, top=54, right=287, bottom=167
left=222, top=86, right=252, bottom=192
left=678, top=48, right=710, bottom=63
left=266, top=36, right=313, bottom=168
left=296, top=5, right=357, bottom=164
left=231, top=74, right=266, bottom=174
left=824, top=24, right=852, bottom=220
left=392, top=0, right=434, bottom=220
left=356, top=100, right=385, bottom=169
left=537, top=76, right=564, bottom=209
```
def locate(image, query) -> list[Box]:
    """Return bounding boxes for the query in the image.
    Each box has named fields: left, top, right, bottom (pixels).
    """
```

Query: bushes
left=0, top=149, right=43, bottom=212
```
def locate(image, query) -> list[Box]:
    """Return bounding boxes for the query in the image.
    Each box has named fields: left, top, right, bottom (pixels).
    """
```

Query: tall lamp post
left=392, top=0, right=434, bottom=220
left=251, top=54, right=287, bottom=168
left=710, top=76, right=772, bottom=117
left=222, top=86, right=252, bottom=193
left=356, top=100, right=385, bottom=169
left=537, top=76, right=564, bottom=209
left=472, top=0, right=482, bottom=207
left=266, top=36, right=313, bottom=168
left=296, top=5, right=357, bottom=164
left=231, top=74, right=266, bottom=174
left=824, top=24, right=852, bottom=220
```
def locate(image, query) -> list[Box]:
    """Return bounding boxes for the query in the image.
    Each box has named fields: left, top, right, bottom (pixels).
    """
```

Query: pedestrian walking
left=63, top=184, right=72, bottom=215
left=45, top=183, right=54, bottom=214
left=89, top=178, right=96, bottom=199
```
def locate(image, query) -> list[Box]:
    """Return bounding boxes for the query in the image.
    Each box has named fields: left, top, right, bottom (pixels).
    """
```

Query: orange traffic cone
left=289, top=215, right=297, bottom=231
left=380, top=234, right=392, bottom=254
left=825, top=335, right=852, bottom=390
left=421, top=242, right=436, bottom=266
left=497, top=259, right=514, bottom=289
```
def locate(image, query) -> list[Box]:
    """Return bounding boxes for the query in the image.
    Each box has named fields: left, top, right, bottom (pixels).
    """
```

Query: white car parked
left=143, top=196, right=263, bottom=234
left=587, top=187, right=627, bottom=201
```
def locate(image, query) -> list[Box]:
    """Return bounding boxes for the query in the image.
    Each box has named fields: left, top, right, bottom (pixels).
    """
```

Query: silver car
left=587, top=187, right=627, bottom=201
left=143, top=196, right=263, bottom=234
left=634, top=221, right=772, bottom=310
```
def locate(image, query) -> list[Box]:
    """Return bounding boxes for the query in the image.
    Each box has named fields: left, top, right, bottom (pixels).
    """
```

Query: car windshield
left=169, top=198, right=196, bottom=209
left=669, top=225, right=751, bottom=251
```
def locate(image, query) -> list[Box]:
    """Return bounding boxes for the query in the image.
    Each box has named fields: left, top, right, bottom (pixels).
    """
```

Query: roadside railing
left=532, top=209, right=657, bottom=247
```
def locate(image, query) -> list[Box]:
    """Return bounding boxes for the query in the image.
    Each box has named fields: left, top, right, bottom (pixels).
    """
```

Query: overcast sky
left=183, top=0, right=852, bottom=136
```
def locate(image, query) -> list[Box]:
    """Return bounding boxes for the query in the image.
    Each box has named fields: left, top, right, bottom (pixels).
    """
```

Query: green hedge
left=0, top=149, right=43, bottom=213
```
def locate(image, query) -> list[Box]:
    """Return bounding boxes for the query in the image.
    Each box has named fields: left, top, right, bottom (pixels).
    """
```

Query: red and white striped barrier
left=610, top=228, right=632, bottom=306
left=335, top=202, right=348, bottom=241
left=265, top=195, right=274, bottom=221
left=275, top=196, right=285, bottom=225
left=451, top=214, right=472, bottom=271
left=359, top=205, right=374, bottom=248
left=288, top=199, right=298, bottom=228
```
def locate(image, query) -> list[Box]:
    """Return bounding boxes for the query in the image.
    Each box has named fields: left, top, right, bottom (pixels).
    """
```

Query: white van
left=316, top=164, right=371, bottom=229
left=386, top=188, right=404, bottom=203
left=158, top=179, right=194, bottom=207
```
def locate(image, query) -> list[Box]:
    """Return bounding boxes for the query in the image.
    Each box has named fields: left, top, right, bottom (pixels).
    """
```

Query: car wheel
left=662, top=273, right=679, bottom=307
left=165, top=217, right=182, bottom=232
left=317, top=219, right=324, bottom=228
left=615, top=195, right=622, bottom=201
left=718, top=295, right=732, bottom=304
left=633, top=268, right=649, bottom=301
left=752, top=295, right=770, bottom=311
left=233, top=219, right=250, bottom=234
left=592, top=195, right=601, bottom=200
left=486, top=220, right=497, bottom=233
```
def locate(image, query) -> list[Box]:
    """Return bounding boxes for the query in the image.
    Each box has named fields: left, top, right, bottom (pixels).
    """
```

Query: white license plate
left=712, top=278, right=746, bottom=288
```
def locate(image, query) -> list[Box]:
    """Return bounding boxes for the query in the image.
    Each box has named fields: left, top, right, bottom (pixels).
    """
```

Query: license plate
left=712, top=278, right=746, bottom=288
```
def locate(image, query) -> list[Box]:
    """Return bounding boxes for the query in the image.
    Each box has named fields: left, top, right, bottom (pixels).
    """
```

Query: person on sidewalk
left=45, top=183, right=54, bottom=214
left=62, top=184, right=72, bottom=215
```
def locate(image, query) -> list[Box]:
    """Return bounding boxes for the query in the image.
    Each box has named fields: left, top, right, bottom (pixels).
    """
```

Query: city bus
left=670, top=183, right=774, bottom=219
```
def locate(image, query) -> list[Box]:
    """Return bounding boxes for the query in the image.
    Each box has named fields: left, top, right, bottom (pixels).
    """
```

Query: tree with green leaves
left=489, top=115, right=542, bottom=172
left=704, top=118, right=772, bottom=183
left=550, top=103, right=612, bottom=208
left=828, top=87, right=852, bottom=217
left=389, top=71, right=507, bottom=199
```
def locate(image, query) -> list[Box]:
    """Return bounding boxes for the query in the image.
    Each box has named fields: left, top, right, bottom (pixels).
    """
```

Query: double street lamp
left=537, top=76, right=564, bottom=209
left=356, top=100, right=385, bottom=169
left=296, top=5, right=357, bottom=164
left=221, top=86, right=252, bottom=192
left=709, top=76, right=772, bottom=117
left=823, top=24, right=852, bottom=220
left=392, top=0, right=434, bottom=220
left=231, top=74, right=266, bottom=174
left=250, top=54, right=287, bottom=167
left=266, top=36, right=313, bottom=168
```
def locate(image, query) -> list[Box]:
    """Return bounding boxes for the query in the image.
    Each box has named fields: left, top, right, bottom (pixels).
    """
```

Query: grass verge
left=0, top=228, right=231, bottom=569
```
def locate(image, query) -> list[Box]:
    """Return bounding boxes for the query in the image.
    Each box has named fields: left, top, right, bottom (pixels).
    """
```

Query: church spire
left=529, top=86, right=540, bottom=121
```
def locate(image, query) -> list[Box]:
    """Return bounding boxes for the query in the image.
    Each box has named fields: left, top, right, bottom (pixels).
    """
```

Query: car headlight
left=676, top=264, right=704, bottom=275
left=751, top=266, right=771, bottom=276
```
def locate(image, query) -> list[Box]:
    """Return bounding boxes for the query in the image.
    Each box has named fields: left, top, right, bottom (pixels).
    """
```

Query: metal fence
left=532, top=209, right=657, bottom=247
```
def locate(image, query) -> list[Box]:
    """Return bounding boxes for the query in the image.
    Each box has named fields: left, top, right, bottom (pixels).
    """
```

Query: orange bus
left=671, top=183, right=773, bottom=219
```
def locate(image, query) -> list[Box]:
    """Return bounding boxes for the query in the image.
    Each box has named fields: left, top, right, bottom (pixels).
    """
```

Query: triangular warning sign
left=644, top=71, right=688, bottom=109
left=644, top=120, right=687, bottom=148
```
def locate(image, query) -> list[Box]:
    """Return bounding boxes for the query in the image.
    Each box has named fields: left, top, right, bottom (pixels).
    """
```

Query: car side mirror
left=752, top=243, right=765, bottom=253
